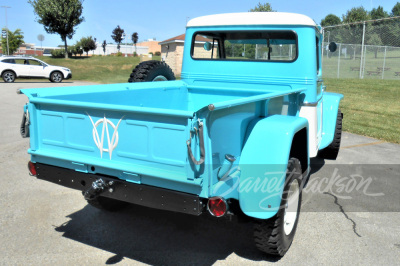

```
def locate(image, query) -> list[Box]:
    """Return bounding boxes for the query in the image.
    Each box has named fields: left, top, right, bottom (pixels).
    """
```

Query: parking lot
left=0, top=81, right=399, bottom=265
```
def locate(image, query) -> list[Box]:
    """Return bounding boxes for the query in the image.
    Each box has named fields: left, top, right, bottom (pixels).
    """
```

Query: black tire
left=87, top=196, right=128, bottom=212
left=318, top=109, right=343, bottom=160
left=128, top=60, right=175, bottom=82
left=254, top=158, right=303, bottom=257
left=50, top=71, right=63, bottom=83
left=3, top=70, right=15, bottom=83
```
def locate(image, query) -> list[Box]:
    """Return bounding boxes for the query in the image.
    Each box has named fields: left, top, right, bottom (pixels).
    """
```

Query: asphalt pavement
left=0, top=81, right=399, bottom=265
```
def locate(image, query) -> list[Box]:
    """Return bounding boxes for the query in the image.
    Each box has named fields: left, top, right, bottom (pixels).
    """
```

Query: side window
left=15, top=59, right=28, bottom=65
left=192, top=34, right=220, bottom=59
left=28, top=60, right=42, bottom=66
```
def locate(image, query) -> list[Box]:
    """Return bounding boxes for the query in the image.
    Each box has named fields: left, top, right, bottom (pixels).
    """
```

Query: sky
left=0, top=0, right=399, bottom=48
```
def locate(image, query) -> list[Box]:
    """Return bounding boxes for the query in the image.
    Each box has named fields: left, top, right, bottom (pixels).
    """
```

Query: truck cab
left=183, top=12, right=340, bottom=158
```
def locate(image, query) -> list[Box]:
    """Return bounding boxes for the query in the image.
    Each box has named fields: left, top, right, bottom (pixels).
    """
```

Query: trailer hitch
left=82, top=178, right=114, bottom=200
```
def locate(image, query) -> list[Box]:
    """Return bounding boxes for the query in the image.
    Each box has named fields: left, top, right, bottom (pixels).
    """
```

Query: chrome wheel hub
left=152, top=75, right=168, bottom=81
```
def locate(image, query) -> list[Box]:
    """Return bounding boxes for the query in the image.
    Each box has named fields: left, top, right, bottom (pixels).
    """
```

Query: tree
left=339, top=6, right=371, bottom=46
left=366, top=33, right=383, bottom=58
left=1, top=28, right=24, bottom=55
left=79, top=36, right=97, bottom=56
left=88, top=37, right=97, bottom=55
left=78, top=37, right=89, bottom=55
left=342, top=6, right=370, bottom=23
left=102, top=40, right=107, bottom=55
left=111, top=25, right=124, bottom=52
left=392, top=2, right=400, bottom=16
left=71, top=41, right=83, bottom=56
left=249, top=2, right=274, bottom=12
left=321, top=14, right=341, bottom=26
left=29, top=0, right=84, bottom=59
left=131, top=32, right=139, bottom=53
left=370, top=6, right=388, bottom=20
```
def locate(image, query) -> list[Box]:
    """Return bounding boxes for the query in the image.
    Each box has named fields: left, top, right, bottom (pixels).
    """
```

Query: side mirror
left=329, top=42, right=337, bottom=52
left=204, top=42, right=212, bottom=51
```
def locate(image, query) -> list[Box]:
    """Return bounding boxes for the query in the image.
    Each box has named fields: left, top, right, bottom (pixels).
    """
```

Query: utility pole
left=122, top=33, right=126, bottom=57
left=1, top=6, right=11, bottom=55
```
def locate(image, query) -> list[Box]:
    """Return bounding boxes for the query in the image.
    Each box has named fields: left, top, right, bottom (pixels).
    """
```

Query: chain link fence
left=322, top=16, right=400, bottom=80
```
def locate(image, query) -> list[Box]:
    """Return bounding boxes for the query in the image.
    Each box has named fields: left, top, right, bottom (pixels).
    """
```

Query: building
left=136, top=39, right=161, bottom=54
left=92, top=44, right=148, bottom=56
left=159, top=34, right=212, bottom=76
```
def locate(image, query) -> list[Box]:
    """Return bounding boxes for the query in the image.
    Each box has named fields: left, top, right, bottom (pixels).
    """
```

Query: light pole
left=122, top=33, right=126, bottom=57
left=1, top=6, right=11, bottom=55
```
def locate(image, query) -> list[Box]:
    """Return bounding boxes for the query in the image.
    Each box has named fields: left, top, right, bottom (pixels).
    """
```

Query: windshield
left=192, top=31, right=297, bottom=62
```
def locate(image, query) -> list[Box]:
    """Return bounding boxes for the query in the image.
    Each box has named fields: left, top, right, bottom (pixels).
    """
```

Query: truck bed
left=21, top=81, right=303, bottom=196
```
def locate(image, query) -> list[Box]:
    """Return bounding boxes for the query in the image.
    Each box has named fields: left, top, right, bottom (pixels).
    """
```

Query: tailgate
left=26, top=102, right=202, bottom=195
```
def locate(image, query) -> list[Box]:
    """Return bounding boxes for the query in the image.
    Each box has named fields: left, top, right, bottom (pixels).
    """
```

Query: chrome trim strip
left=302, top=102, right=318, bottom=106
left=181, top=72, right=313, bottom=85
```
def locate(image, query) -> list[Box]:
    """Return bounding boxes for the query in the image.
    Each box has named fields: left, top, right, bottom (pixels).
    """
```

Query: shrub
left=155, top=51, right=161, bottom=56
left=149, top=52, right=153, bottom=55
left=133, top=52, right=137, bottom=57
left=51, top=49, right=65, bottom=58
left=116, top=52, right=123, bottom=57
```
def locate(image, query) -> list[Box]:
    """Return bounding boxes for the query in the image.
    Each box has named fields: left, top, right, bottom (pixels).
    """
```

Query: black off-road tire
left=87, top=196, right=128, bottom=212
left=50, top=71, right=63, bottom=83
left=3, top=70, right=16, bottom=83
left=318, top=109, right=343, bottom=160
left=128, top=60, right=175, bottom=82
left=253, top=158, right=303, bottom=257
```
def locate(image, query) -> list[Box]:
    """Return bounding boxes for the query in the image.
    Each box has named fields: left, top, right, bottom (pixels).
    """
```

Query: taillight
left=28, top=161, right=37, bottom=176
left=207, top=197, right=227, bottom=217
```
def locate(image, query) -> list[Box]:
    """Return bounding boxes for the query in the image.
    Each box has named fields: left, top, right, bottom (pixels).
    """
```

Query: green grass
left=322, top=49, right=400, bottom=80
left=34, top=55, right=161, bottom=84
left=325, top=78, right=400, bottom=143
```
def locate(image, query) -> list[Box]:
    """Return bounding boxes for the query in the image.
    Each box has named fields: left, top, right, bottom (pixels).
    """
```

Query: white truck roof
left=187, top=12, right=317, bottom=27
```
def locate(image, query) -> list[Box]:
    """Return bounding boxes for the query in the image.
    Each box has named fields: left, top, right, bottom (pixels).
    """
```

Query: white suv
left=0, top=56, right=72, bottom=83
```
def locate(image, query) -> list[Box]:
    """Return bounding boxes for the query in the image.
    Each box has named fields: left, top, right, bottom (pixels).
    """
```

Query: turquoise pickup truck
left=21, top=12, right=342, bottom=256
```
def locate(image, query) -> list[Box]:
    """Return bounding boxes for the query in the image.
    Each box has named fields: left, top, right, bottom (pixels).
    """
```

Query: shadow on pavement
left=310, top=157, right=325, bottom=175
left=55, top=203, right=281, bottom=265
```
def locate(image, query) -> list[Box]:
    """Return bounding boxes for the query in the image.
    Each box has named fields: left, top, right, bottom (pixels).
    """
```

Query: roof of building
left=159, top=34, right=211, bottom=45
left=159, top=34, right=186, bottom=44
left=186, top=12, right=317, bottom=27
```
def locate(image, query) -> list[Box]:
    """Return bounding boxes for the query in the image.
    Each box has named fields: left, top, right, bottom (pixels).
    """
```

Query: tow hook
left=82, top=178, right=114, bottom=200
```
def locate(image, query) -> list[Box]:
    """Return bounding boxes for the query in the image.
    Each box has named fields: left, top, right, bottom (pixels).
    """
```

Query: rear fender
left=238, top=115, right=308, bottom=219
left=319, top=92, right=343, bottom=150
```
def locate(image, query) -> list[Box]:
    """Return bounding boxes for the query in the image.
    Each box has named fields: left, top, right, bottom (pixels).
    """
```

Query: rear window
left=1, top=59, right=15, bottom=64
left=192, top=31, right=297, bottom=62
